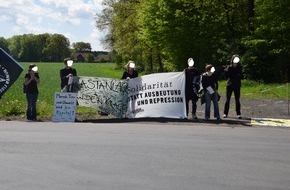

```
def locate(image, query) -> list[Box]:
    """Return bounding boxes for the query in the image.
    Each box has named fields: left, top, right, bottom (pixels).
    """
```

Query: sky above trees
left=0, top=0, right=105, bottom=51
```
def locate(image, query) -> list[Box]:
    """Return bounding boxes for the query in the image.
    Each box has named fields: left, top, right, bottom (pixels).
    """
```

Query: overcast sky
left=0, top=0, right=106, bottom=51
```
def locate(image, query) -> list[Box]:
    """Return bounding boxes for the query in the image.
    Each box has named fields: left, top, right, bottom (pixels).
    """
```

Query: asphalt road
left=1, top=121, right=290, bottom=190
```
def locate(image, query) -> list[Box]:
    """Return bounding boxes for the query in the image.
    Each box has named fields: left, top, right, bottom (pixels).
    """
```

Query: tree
left=72, top=42, right=92, bottom=53
left=87, top=53, right=95, bottom=63
left=96, top=0, right=290, bottom=82
left=242, top=0, right=290, bottom=82
left=42, top=34, right=71, bottom=62
left=0, top=37, right=9, bottom=53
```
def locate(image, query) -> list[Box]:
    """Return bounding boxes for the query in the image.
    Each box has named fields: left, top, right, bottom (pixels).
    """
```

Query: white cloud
left=0, top=0, right=105, bottom=51
left=0, top=15, right=11, bottom=22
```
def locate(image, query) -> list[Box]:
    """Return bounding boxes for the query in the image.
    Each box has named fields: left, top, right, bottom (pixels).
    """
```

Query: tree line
left=96, top=0, right=290, bottom=83
left=0, top=34, right=93, bottom=62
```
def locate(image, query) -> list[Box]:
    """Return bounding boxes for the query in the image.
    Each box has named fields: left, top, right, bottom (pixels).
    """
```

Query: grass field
left=0, top=62, right=289, bottom=120
left=0, top=62, right=124, bottom=119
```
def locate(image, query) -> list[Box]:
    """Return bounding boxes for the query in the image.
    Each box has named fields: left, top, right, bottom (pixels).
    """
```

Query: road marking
left=251, top=118, right=290, bottom=127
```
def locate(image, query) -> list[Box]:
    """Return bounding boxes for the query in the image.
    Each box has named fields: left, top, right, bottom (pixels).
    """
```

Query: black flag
left=0, top=48, right=24, bottom=98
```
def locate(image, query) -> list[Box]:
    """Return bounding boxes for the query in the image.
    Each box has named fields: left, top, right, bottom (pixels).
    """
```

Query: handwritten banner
left=52, top=92, right=77, bottom=122
left=127, top=72, right=186, bottom=118
left=73, top=76, right=128, bottom=118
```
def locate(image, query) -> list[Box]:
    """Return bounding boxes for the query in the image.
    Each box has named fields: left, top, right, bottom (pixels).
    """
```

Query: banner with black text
left=72, top=76, right=128, bottom=118
left=127, top=72, right=186, bottom=118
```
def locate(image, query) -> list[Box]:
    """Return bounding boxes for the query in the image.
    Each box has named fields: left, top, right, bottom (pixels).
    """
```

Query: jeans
left=205, top=91, right=220, bottom=119
left=26, top=93, right=38, bottom=120
left=224, top=86, right=241, bottom=115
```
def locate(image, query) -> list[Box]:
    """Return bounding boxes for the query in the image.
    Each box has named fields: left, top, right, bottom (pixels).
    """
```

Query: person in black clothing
left=121, top=61, right=138, bottom=118
left=121, top=61, right=138, bottom=79
left=223, top=55, right=243, bottom=119
left=60, top=58, right=77, bottom=91
left=184, top=58, right=201, bottom=119
left=201, top=64, right=223, bottom=120
left=24, top=64, right=40, bottom=121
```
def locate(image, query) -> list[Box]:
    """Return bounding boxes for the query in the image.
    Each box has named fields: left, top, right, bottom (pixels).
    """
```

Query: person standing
left=121, top=61, right=138, bottom=79
left=121, top=61, right=138, bottom=118
left=223, top=55, right=243, bottom=119
left=201, top=64, right=223, bottom=121
left=60, top=58, right=77, bottom=91
left=184, top=58, right=201, bottom=119
left=24, top=64, right=40, bottom=121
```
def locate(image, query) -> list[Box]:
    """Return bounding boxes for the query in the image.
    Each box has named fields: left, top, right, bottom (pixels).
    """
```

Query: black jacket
left=24, top=73, right=39, bottom=94
left=184, top=67, right=201, bottom=97
left=225, top=64, right=243, bottom=88
left=60, top=67, right=77, bottom=89
left=202, top=67, right=223, bottom=92
left=121, top=70, right=138, bottom=79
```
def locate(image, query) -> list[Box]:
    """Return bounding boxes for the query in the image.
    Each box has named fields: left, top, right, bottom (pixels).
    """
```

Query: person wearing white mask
left=184, top=58, right=201, bottom=119
left=223, top=55, right=243, bottom=119
left=24, top=64, right=40, bottom=121
left=121, top=60, right=138, bottom=80
left=60, top=58, right=77, bottom=91
left=201, top=64, right=223, bottom=121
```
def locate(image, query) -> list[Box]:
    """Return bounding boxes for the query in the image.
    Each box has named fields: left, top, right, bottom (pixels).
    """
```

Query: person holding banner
left=201, top=64, right=223, bottom=121
left=184, top=58, right=201, bottom=119
left=121, top=61, right=138, bottom=79
left=223, top=55, right=243, bottom=119
left=24, top=64, right=40, bottom=121
left=60, top=58, right=77, bottom=91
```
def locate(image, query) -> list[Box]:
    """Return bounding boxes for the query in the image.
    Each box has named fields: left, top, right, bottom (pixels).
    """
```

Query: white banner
left=52, top=92, right=77, bottom=122
left=127, top=72, right=186, bottom=118
left=73, top=76, right=128, bottom=118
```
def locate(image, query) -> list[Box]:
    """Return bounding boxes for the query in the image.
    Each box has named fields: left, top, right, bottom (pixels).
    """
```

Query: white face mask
left=31, top=66, right=38, bottom=72
left=67, top=60, right=73, bottom=67
left=233, top=57, right=240, bottom=64
left=188, top=58, right=194, bottom=67
left=210, top=67, right=215, bottom=73
left=129, top=62, right=135, bottom=69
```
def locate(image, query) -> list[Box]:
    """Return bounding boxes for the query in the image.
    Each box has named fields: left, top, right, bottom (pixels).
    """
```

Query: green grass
left=0, top=62, right=124, bottom=119
left=219, top=80, right=288, bottom=99
left=0, top=62, right=289, bottom=119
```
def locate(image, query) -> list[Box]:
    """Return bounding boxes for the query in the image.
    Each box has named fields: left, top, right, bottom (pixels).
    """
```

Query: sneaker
left=237, top=115, right=242, bottom=119
left=216, top=117, right=221, bottom=120
left=223, top=114, right=227, bottom=118
left=205, top=117, right=210, bottom=121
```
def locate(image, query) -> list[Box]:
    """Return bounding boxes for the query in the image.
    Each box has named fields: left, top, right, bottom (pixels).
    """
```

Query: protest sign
left=127, top=72, right=186, bottom=118
left=0, top=48, right=24, bottom=98
left=52, top=92, right=77, bottom=122
left=73, top=76, right=128, bottom=118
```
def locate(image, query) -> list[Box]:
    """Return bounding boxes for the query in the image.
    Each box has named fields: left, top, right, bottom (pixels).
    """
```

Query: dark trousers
left=224, top=86, right=241, bottom=115
left=26, top=93, right=38, bottom=120
left=186, top=94, right=198, bottom=116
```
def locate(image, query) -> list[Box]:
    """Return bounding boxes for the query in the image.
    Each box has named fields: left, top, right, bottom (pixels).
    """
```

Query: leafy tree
left=42, top=34, right=71, bottom=62
left=96, top=0, right=290, bottom=82
left=72, top=42, right=92, bottom=53
left=7, top=33, right=70, bottom=62
left=35, top=33, right=50, bottom=61
left=0, top=37, right=9, bottom=53
left=242, top=0, right=290, bottom=82
left=86, top=53, right=95, bottom=63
